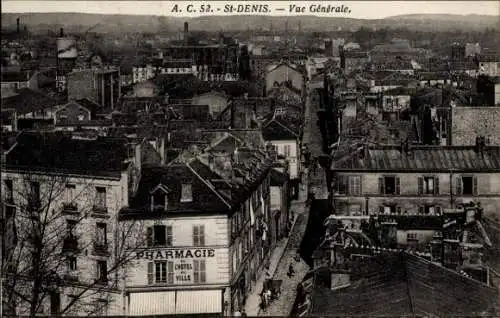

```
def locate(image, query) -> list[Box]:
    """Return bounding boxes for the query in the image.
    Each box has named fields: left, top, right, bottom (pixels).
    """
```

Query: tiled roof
left=122, top=162, right=231, bottom=218
left=1, top=88, right=58, bottom=115
left=333, top=145, right=500, bottom=172
left=262, top=115, right=299, bottom=141
left=5, top=131, right=130, bottom=177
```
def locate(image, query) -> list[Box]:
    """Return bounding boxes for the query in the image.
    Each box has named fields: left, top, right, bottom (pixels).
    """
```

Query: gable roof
left=121, top=161, right=232, bottom=218
left=262, top=115, right=299, bottom=141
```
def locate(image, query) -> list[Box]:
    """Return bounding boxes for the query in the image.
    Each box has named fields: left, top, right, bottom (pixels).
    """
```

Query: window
left=96, top=223, right=107, bottom=246
left=96, top=300, right=108, bottom=316
left=67, top=220, right=77, bottom=237
left=380, top=205, right=400, bottom=214
left=4, top=179, right=13, bottom=203
left=30, top=181, right=40, bottom=201
left=67, top=256, right=77, bottom=271
left=348, top=176, right=361, bottom=195
left=65, top=184, right=75, bottom=203
left=96, top=260, right=107, bottom=283
left=147, top=225, right=173, bottom=247
left=95, top=187, right=106, bottom=208
left=50, top=292, right=60, bottom=315
left=149, top=261, right=174, bottom=284
left=379, top=176, right=400, bottom=195
left=152, top=191, right=166, bottom=209
left=284, top=145, right=291, bottom=157
left=181, top=184, right=193, bottom=202
left=407, top=233, right=418, bottom=241
left=458, top=176, right=477, bottom=196
left=419, top=205, right=442, bottom=216
left=418, top=176, right=439, bottom=195
left=193, top=225, right=205, bottom=246
left=193, top=260, right=207, bottom=283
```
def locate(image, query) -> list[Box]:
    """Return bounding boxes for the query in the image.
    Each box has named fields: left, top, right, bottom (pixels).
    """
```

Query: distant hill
left=1, top=12, right=498, bottom=34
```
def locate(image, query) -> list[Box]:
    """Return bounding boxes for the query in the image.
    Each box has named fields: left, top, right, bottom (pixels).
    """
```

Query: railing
left=93, top=242, right=110, bottom=256
left=62, top=202, right=78, bottom=214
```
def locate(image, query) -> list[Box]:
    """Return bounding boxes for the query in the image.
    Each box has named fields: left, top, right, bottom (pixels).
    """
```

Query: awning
left=176, top=290, right=222, bottom=314
left=129, top=291, right=176, bottom=316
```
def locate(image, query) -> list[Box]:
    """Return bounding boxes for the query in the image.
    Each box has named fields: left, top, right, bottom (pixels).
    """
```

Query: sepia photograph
left=0, top=0, right=499, bottom=316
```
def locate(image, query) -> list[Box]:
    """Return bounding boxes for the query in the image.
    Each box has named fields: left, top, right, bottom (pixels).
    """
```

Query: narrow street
left=258, top=80, right=324, bottom=316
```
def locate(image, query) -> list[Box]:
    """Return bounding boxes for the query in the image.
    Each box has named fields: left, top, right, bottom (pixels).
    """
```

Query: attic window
left=181, top=184, right=192, bottom=202
left=150, top=184, right=169, bottom=211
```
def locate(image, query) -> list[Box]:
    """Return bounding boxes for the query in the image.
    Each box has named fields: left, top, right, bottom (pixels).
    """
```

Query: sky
left=2, top=1, right=499, bottom=19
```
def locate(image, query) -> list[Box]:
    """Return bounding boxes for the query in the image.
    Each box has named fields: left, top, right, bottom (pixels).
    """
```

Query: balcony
left=92, top=242, right=110, bottom=257
left=91, top=205, right=109, bottom=218
left=62, top=237, right=79, bottom=253
left=61, top=202, right=78, bottom=215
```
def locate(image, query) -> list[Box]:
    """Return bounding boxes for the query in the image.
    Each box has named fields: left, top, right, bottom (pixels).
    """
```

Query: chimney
left=60, top=28, right=64, bottom=37
left=184, top=22, right=189, bottom=43
left=16, top=18, right=20, bottom=34
left=475, top=135, right=486, bottom=154
left=230, top=100, right=235, bottom=129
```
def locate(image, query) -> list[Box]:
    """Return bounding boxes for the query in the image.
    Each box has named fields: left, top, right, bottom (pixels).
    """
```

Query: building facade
left=119, top=131, right=274, bottom=316
left=330, top=144, right=500, bottom=219
left=67, top=68, right=121, bottom=110
left=1, top=131, right=141, bottom=316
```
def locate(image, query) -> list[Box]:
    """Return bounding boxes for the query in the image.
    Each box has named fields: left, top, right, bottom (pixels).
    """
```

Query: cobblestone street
left=258, top=80, right=323, bottom=316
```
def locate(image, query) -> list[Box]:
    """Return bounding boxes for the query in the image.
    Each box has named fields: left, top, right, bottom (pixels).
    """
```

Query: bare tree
left=2, top=169, right=146, bottom=317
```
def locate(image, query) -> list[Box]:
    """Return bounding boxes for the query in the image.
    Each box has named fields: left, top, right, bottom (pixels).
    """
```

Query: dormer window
left=181, top=183, right=192, bottom=202
left=150, top=183, right=169, bottom=211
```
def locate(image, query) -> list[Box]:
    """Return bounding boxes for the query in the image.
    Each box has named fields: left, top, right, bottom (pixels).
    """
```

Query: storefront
left=126, top=245, right=229, bottom=316
left=128, top=289, right=223, bottom=316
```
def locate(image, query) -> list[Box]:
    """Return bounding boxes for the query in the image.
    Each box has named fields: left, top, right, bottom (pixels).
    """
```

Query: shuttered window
left=380, top=176, right=400, bottom=195
left=348, top=176, right=361, bottom=195
left=193, top=260, right=206, bottom=283
left=149, top=261, right=174, bottom=285
left=146, top=225, right=173, bottom=247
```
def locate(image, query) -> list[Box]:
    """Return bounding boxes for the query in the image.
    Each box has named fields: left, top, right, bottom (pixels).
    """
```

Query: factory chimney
left=183, top=22, right=189, bottom=44
left=60, top=28, right=64, bottom=37
left=16, top=18, right=20, bottom=34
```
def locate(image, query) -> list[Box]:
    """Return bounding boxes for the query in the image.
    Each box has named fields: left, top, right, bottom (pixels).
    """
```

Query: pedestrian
left=287, top=263, right=295, bottom=278
left=264, top=288, right=272, bottom=306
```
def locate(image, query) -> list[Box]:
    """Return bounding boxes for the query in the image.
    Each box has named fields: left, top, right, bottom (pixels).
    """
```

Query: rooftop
left=308, top=252, right=497, bottom=316
left=332, top=145, right=500, bottom=172
left=4, top=131, right=130, bottom=177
